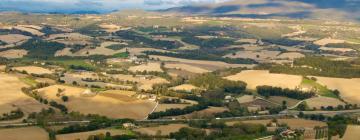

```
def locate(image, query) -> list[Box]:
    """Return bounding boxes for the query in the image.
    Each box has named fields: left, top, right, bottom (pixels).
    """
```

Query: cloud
left=144, top=0, right=229, bottom=6
left=0, top=0, right=230, bottom=13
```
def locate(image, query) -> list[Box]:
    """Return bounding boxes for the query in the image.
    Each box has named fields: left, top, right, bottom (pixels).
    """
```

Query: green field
left=301, top=78, right=338, bottom=98
left=19, top=77, right=38, bottom=87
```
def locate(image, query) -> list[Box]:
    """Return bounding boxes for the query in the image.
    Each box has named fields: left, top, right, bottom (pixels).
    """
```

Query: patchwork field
left=37, top=85, right=157, bottom=119
left=99, top=23, right=122, bottom=33
left=155, top=104, right=192, bottom=112
left=134, top=124, right=188, bottom=136
left=111, top=74, right=168, bottom=91
left=171, top=107, right=228, bottom=119
left=0, top=127, right=48, bottom=140
left=0, top=49, right=27, bottom=59
left=0, top=74, right=48, bottom=115
left=314, top=38, right=345, bottom=46
left=46, top=33, right=92, bottom=45
left=128, top=62, right=163, bottom=72
left=13, top=25, right=44, bottom=36
left=224, top=50, right=281, bottom=61
left=13, top=66, right=53, bottom=75
left=226, top=118, right=327, bottom=129
left=315, top=77, right=360, bottom=104
left=150, top=55, right=255, bottom=70
left=60, top=72, right=133, bottom=90
left=305, top=97, right=345, bottom=109
left=57, top=129, right=126, bottom=140
left=267, top=96, right=301, bottom=107
left=169, top=84, right=199, bottom=92
left=164, top=63, right=210, bottom=74
left=0, top=34, right=30, bottom=44
left=225, top=70, right=302, bottom=89
left=276, top=52, right=305, bottom=60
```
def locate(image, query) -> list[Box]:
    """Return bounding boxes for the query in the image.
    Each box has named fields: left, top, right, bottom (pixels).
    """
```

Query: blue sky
left=0, top=0, right=229, bottom=13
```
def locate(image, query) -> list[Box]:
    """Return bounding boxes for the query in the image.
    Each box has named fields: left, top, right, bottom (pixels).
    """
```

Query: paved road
left=2, top=109, right=360, bottom=127
left=137, top=114, right=292, bottom=123
left=0, top=120, right=90, bottom=127
left=282, top=109, right=360, bottom=115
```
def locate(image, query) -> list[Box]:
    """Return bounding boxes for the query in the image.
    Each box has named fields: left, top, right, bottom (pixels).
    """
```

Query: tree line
left=257, top=85, right=315, bottom=100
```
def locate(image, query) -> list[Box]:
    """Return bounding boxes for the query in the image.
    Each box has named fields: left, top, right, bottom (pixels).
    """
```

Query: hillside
left=162, top=0, right=360, bottom=21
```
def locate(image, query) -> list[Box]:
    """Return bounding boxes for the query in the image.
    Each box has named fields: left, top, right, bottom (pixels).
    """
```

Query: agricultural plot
left=0, top=49, right=27, bottom=59
left=46, top=33, right=92, bottom=45
left=226, top=118, right=327, bottom=129
left=150, top=55, right=255, bottom=70
left=305, top=97, right=345, bottom=109
left=110, top=74, right=168, bottom=91
left=267, top=96, right=301, bottom=108
left=0, top=74, right=48, bottom=115
left=170, top=107, right=228, bottom=119
left=164, top=63, right=210, bottom=74
left=0, top=127, right=48, bottom=140
left=0, top=34, right=31, bottom=44
left=169, top=84, right=199, bottom=92
left=225, top=70, right=302, bottom=89
left=314, top=38, right=345, bottom=46
left=128, top=62, right=163, bottom=73
left=134, top=124, right=188, bottom=136
left=13, top=25, right=44, bottom=36
left=99, top=23, right=122, bottom=33
left=57, top=129, right=126, bottom=140
left=276, top=52, right=305, bottom=60
left=314, top=77, right=360, bottom=104
left=342, top=125, right=360, bottom=140
left=224, top=50, right=281, bottom=62
left=154, top=104, right=193, bottom=112
left=13, top=66, right=53, bottom=75
left=37, top=85, right=157, bottom=119
left=301, top=78, right=337, bottom=98
left=0, top=65, right=5, bottom=71
left=60, top=72, right=133, bottom=90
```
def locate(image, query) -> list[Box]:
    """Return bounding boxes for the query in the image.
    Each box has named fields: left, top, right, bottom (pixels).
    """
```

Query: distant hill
left=162, top=0, right=360, bottom=21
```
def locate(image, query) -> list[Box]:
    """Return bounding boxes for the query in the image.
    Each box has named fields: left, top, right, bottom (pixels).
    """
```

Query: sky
left=0, top=0, right=229, bottom=13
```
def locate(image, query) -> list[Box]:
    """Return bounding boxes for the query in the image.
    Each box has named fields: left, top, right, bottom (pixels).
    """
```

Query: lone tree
left=61, top=96, right=69, bottom=102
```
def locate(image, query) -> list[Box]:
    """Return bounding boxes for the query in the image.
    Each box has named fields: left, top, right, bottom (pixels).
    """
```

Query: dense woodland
left=262, top=56, right=360, bottom=78
left=257, top=85, right=315, bottom=100
left=116, top=31, right=183, bottom=50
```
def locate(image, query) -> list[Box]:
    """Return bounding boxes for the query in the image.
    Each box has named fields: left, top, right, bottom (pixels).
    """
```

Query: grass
left=19, top=77, right=38, bottom=87
left=113, top=52, right=129, bottom=58
left=301, top=78, right=338, bottom=98
left=49, top=59, right=96, bottom=70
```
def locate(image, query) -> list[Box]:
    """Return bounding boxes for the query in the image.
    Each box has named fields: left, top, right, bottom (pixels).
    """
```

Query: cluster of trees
left=58, top=117, right=134, bottom=134
left=69, top=64, right=95, bottom=71
left=69, top=44, right=86, bottom=53
left=148, top=102, right=209, bottom=119
left=268, top=56, right=360, bottom=78
left=257, top=86, right=315, bottom=100
left=170, top=121, right=268, bottom=140
left=105, top=44, right=127, bottom=50
left=17, top=39, right=65, bottom=58
left=116, top=31, right=183, bottom=50
left=86, top=132, right=137, bottom=140
left=319, top=104, right=358, bottom=111
left=0, top=109, right=24, bottom=121
left=49, top=101, right=68, bottom=113
left=0, top=40, right=7, bottom=46
left=159, top=98, right=182, bottom=104
left=299, top=113, right=358, bottom=138
left=182, top=36, right=234, bottom=49
left=189, top=73, right=247, bottom=93
left=263, top=38, right=304, bottom=46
